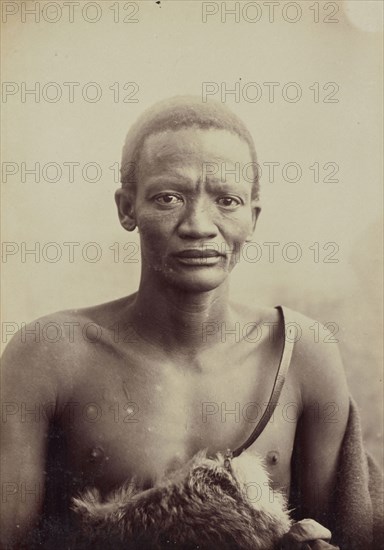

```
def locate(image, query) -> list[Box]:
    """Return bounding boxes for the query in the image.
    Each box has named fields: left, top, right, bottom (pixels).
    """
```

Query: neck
left=129, top=273, right=232, bottom=355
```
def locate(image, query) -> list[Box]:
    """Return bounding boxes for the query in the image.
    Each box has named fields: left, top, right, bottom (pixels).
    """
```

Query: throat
left=128, top=282, right=232, bottom=354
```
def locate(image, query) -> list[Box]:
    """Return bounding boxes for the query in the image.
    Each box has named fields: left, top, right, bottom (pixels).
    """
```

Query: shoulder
left=2, top=308, right=91, bottom=360
left=1, top=307, right=102, bottom=398
left=2, top=294, right=134, bottom=359
left=1, top=296, right=136, bottom=392
left=282, top=307, right=349, bottom=419
left=230, top=301, right=280, bottom=327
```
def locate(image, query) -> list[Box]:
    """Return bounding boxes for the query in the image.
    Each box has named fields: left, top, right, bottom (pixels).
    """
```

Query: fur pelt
left=72, top=450, right=292, bottom=549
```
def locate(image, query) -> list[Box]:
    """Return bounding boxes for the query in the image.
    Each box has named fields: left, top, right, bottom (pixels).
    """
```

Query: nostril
left=178, top=216, right=218, bottom=240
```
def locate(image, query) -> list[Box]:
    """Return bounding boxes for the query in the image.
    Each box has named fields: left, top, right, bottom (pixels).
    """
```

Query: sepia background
left=1, top=0, right=383, bottom=463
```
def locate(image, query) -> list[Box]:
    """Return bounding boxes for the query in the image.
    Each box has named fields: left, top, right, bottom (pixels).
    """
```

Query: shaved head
left=120, top=96, right=260, bottom=199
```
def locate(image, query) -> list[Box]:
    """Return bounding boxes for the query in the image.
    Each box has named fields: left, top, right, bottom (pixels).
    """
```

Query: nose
left=177, top=199, right=218, bottom=240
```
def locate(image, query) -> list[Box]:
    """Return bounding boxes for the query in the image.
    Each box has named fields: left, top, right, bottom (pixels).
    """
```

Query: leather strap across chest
left=231, top=305, right=295, bottom=458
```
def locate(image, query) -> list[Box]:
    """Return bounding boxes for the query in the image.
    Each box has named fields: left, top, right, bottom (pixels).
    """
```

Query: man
left=0, top=97, right=374, bottom=548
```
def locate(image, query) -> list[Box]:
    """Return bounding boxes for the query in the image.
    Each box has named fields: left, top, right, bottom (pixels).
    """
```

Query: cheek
left=221, top=212, right=254, bottom=242
left=136, top=209, right=178, bottom=243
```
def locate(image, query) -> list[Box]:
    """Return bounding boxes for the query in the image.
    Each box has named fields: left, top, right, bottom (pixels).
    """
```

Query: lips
left=175, top=249, right=224, bottom=259
left=173, top=248, right=225, bottom=266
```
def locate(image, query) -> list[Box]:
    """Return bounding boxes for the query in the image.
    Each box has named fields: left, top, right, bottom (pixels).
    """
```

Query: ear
left=246, top=200, right=261, bottom=242
left=115, top=188, right=136, bottom=232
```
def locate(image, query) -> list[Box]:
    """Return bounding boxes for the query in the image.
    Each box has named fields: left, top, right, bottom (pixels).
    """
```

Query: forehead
left=139, top=128, right=253, bottom=178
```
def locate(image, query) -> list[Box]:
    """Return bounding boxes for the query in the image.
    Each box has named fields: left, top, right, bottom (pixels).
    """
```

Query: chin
left=162, top=266, right=230, bottom=293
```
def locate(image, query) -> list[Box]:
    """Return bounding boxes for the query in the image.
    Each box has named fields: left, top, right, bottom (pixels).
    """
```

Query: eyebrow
left=144, top=174, right=196, bottom=188
left=144, top=178, right=250, bottom=202
left=145, top=171, right=250, bottom=185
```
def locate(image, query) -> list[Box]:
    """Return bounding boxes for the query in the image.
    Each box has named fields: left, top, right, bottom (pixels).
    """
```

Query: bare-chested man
left=1, top=97, right=350, bottom=548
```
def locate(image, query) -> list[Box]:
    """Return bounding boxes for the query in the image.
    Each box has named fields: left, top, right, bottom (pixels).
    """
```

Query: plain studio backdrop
left=1, top=0, right=383, bottom=462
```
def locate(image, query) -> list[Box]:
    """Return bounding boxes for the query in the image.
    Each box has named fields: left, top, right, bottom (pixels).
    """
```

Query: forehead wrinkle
left=143, top=169, right=205, bottom=197
left=142, top=128, right=251, bottom=165
left=140, top=148, right=202, bottom=181
left=138, top=128, right=255, bottom=199
left=143, top=168, right=252, bottom=196
left=144, top=165, right=203, bottom=185
left=204, top=172, right=248, bottom=184
left=141, top=132, right=205, bottom=168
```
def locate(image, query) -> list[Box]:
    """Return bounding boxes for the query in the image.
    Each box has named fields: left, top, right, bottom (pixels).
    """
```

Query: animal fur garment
left=72, top=450, right=292, bottom=550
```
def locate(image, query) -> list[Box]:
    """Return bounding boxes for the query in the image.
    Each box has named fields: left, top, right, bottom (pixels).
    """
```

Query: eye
left=216, top=196, right=242, bottom=209
left=154, top=194, right=183, bottom=207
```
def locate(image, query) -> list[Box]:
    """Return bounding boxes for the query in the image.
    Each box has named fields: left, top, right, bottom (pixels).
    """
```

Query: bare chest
left=59, top=349, right=299, bottom=495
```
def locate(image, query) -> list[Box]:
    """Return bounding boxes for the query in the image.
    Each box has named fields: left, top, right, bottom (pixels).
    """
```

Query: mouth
left=173, top=249, right=225, bottom=266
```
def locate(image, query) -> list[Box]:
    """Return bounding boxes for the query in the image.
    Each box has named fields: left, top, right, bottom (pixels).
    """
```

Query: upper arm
left=1, top=325, right=59, bottom=547
left=292, top=318, right=350, bottom=524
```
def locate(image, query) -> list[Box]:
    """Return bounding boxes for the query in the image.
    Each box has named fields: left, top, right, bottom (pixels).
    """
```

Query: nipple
left=266, top=450, right=280, bottom=466
left=89, top=446, right=105, bottom=463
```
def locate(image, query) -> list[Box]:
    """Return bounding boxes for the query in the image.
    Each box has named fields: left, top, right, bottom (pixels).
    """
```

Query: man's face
left=131, top=127, right=259, bottom=292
